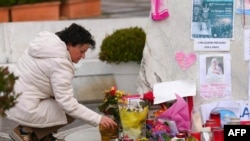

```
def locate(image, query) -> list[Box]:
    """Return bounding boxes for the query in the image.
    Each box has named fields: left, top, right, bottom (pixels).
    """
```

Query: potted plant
left=0, top=66, right=19, bottom=117
left=60, top=0, right=101, bottom=19
left=99, top=26, right=146, bottom=93
left=0, top=1, right=17, bottom=22
left=11, top=0, right=61, bottom=22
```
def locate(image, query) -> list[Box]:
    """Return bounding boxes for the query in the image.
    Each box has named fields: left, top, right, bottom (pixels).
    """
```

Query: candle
left=210, top=112, right=221, bottom=127
left=212, top=128, right=224, bottom=141
left=190, top=132, right=201, bottom=141
left=204, top=121, right=218, bottom=128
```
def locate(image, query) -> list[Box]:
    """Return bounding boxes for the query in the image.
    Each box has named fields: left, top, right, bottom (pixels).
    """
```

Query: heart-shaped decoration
left=175, top=52, right=196, bottom=70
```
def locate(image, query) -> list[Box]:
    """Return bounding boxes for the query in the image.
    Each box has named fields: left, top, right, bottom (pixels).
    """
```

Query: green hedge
left=99, top=27, right=146, bottom=64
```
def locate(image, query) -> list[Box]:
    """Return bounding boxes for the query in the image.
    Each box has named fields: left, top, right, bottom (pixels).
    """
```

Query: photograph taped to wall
left=191, top=0, right=234, bottom=39
left=199, top=54, right=231, bottom=99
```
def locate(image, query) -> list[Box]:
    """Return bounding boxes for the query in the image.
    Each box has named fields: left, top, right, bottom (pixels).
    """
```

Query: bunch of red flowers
left=98, top=86, right=126, bottom=122
left=143, top=91, right=154, bottom=105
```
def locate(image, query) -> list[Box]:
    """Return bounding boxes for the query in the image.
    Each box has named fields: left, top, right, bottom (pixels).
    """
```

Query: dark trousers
left=32, top=115, right=75, bottom=139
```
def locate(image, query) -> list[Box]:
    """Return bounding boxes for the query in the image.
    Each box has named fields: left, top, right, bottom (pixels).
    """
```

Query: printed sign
left=194, top=38, right=230, bottom=51
left=191, top=0, right=234, bottom=39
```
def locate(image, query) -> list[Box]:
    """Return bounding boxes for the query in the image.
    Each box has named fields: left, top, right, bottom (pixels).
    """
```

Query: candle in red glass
left=206, top=119, right=216, bottom=123
left=240, top=120, right=250, bottom=125
left=179, top=130, right=188, bottom=138
left=204, top=121, right=218, bottom=128
left=190, top=132, right=201, bottom=141
left=210, top=112, right=221, bottom=127
left=212, top=128, right=224, bottom=141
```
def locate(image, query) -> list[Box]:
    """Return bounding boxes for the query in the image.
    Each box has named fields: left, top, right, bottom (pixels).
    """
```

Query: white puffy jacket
left=7, top=31, right=102, bottom=128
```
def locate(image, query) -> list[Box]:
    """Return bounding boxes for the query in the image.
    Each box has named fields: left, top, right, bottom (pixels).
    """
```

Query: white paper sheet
left=153, top=80, right=196, bottom=104
left=199, top=54, right=232, bottom=99
left=194, top=38, right=230, bottom=51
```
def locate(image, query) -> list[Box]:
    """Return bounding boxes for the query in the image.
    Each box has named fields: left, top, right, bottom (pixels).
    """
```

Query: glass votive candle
left=175, top=133, right=186, bottom=141
left=204, top=121, right=218, bottom=128
left=179, top=130, right=188, bottom=138
left=240, top=120, right=250, bottom=125
left=210, top=112, right=221, bottom=127
left=190, top=131, right=201, bottom=141
left=211, top=126, right=221, bottom=132
left=212, top=128, right=224, bottom=141
left=206, top=119, right=216, bottom=123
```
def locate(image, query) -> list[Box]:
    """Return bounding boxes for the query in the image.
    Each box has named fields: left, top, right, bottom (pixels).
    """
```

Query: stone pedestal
left=111, top=62, right=141, bottom=94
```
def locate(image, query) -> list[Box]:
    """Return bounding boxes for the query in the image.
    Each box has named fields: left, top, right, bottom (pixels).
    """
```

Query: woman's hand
left=99, top=115, right=117, bottom=129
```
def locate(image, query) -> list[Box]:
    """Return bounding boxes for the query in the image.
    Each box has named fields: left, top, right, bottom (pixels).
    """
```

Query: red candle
left=212, top=128, right=224, bottom=141
left=179, top=130, right=188, bottom=138
left=204, top=121, right=218, bottom=128
left=210, top=112, right=221, bottom=127
left=206, top=119, right=216, bottom=123
left=240, top=120, right=250, bottom=125
left=190, top=132, right=201, bottom=141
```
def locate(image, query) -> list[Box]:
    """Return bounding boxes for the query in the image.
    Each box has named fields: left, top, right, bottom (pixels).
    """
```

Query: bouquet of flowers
left=98, top=86, right=126, bottom=123
left=149, top=120, right=172, bottom=141
left=118, top=95, right=149, bottom=140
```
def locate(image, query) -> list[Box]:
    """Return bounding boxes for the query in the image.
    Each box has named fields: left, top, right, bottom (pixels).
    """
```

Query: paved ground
left=0, top=0, right=150, bottom=140
left=0, top=103, right=101, bottom=141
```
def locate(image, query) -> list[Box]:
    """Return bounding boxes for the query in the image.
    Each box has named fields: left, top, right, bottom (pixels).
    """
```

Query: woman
left=7, top=23, right=117, bottom=141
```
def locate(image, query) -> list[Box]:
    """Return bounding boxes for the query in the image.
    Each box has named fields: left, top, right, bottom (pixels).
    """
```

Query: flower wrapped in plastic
left=118, top=95, right=149, bottom=140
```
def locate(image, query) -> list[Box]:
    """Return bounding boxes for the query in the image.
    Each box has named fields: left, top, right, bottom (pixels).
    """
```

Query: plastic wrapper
left=118, top=95, right=149, bottom=140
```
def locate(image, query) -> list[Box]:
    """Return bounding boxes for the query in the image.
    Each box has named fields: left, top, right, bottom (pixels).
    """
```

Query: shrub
left=0, top=67, right=19, bottom=116
left=99, top=26, right=146, bottom=64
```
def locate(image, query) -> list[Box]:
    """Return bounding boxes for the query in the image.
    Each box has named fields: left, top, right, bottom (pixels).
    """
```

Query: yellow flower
left=98, top=86, right=127, bottom=121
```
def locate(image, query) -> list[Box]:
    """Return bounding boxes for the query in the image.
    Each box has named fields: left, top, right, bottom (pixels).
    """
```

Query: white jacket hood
left=28, top=31, right=68, bottom=58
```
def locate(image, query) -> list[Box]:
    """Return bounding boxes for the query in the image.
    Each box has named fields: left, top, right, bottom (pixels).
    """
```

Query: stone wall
left=136, top=0, right=247, bottom=110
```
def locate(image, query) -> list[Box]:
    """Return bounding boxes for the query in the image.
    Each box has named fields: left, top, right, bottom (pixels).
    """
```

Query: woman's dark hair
left=55, top=23, right=96, bottom=50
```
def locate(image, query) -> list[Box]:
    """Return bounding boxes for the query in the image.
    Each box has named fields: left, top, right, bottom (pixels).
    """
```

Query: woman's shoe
left=9, top=125, right=39, bottom=141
